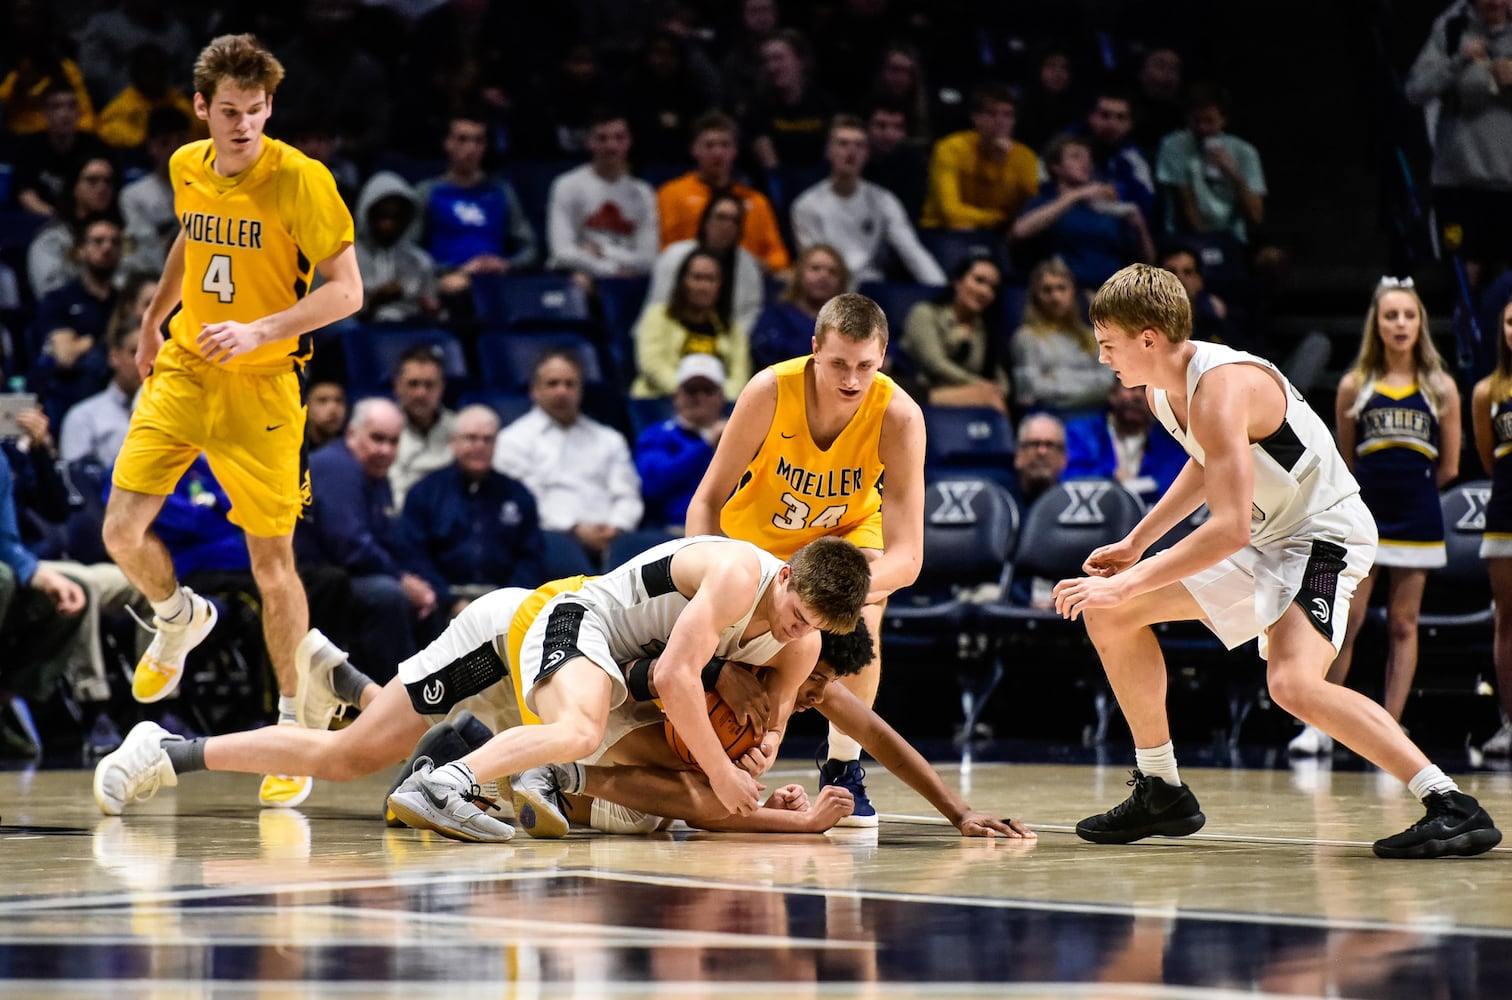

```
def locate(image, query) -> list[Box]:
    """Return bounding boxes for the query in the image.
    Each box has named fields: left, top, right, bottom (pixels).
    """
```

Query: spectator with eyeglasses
left=1011, top=412, right=1068, bottom=509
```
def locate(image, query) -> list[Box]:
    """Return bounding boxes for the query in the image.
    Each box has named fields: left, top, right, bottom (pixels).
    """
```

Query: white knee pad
left=590, top=798, right=665, bottom=834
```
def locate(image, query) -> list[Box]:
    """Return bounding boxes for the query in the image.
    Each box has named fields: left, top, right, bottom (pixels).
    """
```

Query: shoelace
left=1400, top=791, right=1458, bottom=832
left=1101, top=772, right=1151, bottom=820
left=464, top=784, right=504, bottom=814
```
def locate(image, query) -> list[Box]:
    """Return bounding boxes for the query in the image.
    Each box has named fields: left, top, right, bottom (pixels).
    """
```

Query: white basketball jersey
left=572, top=535, right=788, bottom=666
left=1151, top=342, right=1359, bottom=545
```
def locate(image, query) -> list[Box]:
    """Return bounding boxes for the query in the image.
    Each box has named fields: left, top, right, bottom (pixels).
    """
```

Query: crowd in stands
left=11, top=0, right=1502, bottom=760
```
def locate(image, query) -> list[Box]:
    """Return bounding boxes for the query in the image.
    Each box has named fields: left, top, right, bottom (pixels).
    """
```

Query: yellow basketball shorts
left=112, top=339, right=311, bottom=537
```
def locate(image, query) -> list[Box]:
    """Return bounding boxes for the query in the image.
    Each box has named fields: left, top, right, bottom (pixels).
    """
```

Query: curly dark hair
left=818, top=619, right=874, bottom=677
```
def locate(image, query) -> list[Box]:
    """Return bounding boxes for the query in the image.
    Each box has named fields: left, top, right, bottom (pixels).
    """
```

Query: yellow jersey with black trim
left=720, top=355, right=891, bottom=559
left=169, top=137, right=353, bottom=369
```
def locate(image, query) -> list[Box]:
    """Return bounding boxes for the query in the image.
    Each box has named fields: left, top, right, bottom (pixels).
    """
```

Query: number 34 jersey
left=169, top=137, right=354, bottom=369
left=720, top=355, right=892, bottom=559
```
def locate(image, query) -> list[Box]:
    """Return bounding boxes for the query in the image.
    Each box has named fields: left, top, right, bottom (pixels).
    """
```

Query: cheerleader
left=1289, top=277, right=1460, bottom=755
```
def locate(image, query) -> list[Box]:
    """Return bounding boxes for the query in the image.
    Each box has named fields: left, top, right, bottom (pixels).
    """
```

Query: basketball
left=664, top=690, right=761, bottom=769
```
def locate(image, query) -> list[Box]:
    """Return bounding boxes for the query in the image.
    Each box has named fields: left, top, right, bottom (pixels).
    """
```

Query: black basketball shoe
left=1076, top=769, right=1207, bottom=844
left=1372, top=791, right=1502, bottom=859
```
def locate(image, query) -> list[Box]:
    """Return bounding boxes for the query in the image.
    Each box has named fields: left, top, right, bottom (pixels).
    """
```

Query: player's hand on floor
left=762, top=784, right=809, bottom=811
left=711, top=764, right=763, bottom=816
left=957, top=811, right=1036, bottom=839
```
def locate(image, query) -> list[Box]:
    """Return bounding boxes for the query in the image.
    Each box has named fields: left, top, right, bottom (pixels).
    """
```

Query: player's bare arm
left=660, top=544, right=768, bottom=813
left=1056, top=367, right=1261, bottom=620
left=198, top=244, right=363, bottom=363
left=1334, top=370, right=1363, bottom=474
left=1473, top=378, right=1497, bottom=476
left=814, top=682, right=1033, bottom=838
left=865, top=391, right=927, bottom=603
left=136, top=230, right=187, bottom=377
left=685, top=369, right=778, bottom=536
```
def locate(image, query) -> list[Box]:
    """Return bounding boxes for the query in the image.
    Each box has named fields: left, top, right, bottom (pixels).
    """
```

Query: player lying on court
left=493, top=622, right=1035, bottom=840
left=94, top=536, right=870, bottom=840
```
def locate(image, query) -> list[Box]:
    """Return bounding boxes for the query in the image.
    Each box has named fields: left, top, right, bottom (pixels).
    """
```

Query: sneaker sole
left=834, top=811, right=880, bottom=828
left=1372, top=826, right=1503, bottom=859
left=260, top=779, right=314, bottom=809
left=133, top=602, right=219, bottom=704
left=1076, top=811, right=1208, bottom=845
left=511, top=786, right=570, bottom=839
left=387, top=792, right=513, bottom=844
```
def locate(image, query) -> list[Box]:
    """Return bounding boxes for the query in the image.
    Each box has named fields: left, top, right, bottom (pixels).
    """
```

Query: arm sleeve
left=397, top=481, right=451, bottom=606
left=1405, top=20, right=1463, bottom=105
left=286, top=158, right=355, bottom=267
left=791, top=191, right=824, bottom=251
left=310, top=459, right=400, bottom=575
left=628, top=184, right=662, bottom=274
left=545, top=173, right=603, bottom=275
left=633, top=308, right=684, bottom=397
left=733, top=251, right=765, bottom=334
left=0, top=462, right=39, bottom=586
left=900, top=303, right=980, bottom=386
left=927, top=139, right=1005, bottom=229
left=635, top=424, right=714, bottom=505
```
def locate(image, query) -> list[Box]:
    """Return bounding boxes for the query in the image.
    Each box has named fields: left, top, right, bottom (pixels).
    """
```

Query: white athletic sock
left=151, top=587, right=190, bottom=624
left=278, top=695, right=298, bottom=726
left=1408, top=765, right=1459, bottom=800
left=558, top=761, right=585, bottom=796
left=827, top=727, right=861, bottom=763
left=1135, top=742, right=1181, bottom=787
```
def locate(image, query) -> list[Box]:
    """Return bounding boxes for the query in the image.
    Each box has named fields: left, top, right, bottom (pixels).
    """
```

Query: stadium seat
left=857, top=280, right=944, bottom=334
left=627, top=396, right=674, bottom=439
left=922, top=405, right=1015, bottom=486
left=503, top=160, right=577, bottom=248
left=883, top=477, right=1019, bottom=741
left=917, top=228, right=1012, bottom=279
left=0, top=211, right=46, bottom=251
left=341, top=326, right=468, bottom=398
left=476, top=331, right=604, bottom=393
left=595, top=275, right=651, bottom=381
left=981, top=478, right=1145, bottom=742
left=1410, top=482, right=1496, bottom=708
left=606, top=528, right=679, bottom=567
left=457, top=389, right=532, bottom=428
left=542, top=530, right=597, bottom=578
left=472, top=273, right=591, bottom=330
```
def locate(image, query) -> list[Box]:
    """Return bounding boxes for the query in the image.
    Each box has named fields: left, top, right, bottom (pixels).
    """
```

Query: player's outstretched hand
left=1051, top=574, right=1127, bottom=621
left=197, top=320, right=263, bottom=364
left=715, top=661, right=770, bottom=729
left=956, top=811, right=1036, bottom=839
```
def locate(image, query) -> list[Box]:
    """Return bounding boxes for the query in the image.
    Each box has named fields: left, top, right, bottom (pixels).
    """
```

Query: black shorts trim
left=1293, top=539, right=1348, bottom=643
left=536, top=601, right=589, bottom=684
left=405, top=640, right=509, bottom=715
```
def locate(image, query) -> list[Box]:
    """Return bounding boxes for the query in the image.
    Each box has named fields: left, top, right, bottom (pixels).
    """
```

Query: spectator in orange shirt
left=656, top=111, right=791, bottom=274
left=920, top=84, right=1040, bottom=232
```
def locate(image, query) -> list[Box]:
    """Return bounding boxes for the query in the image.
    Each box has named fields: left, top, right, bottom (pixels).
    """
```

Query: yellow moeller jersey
left=169, top=137, right=353, bottom=369
left=720, top=355, right=892, bottom=559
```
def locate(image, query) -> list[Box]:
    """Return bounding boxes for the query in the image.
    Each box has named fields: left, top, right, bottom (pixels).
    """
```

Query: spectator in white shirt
left=390, top=346, right=457, bottom=508
left=59, top=313, right=142, bottom=466
left=791, top=114, right=946, bottom=289
left=492, top=349, right=642, bottom=563
left=546, top=110, right=660, bottom=279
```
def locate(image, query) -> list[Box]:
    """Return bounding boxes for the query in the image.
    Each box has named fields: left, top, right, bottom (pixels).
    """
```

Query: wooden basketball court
left=1, top=754, right=1508, bottom=998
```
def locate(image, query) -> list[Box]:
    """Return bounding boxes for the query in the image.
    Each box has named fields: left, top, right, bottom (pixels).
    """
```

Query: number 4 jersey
left=170, top=137, right=354, bottom=369
left=719, top=355, right=891, bottom=558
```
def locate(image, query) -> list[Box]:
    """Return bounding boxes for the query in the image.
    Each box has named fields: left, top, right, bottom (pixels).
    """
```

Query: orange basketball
left=664, top=690, right=762, bottom=769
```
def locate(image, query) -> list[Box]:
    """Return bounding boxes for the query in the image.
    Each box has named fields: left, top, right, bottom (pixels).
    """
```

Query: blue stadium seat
left=0, top=211, right=46, bottom=251
left=341, top=326, right=468, bottom=397
left=476, top=331, right=604, bottom=393
left=857, top=280, right=944, bottom=335
left=1417, top=480, right=1495, bottom=649
left=542, top=530, right=596, bottom=578
left=627, top=396, right=674, bottom=439
left=923, top=405, right=1015, bottom=485
left=369, top=153, right=444, bottom=184
left=595, top=275, right=651, bottom=381
left=917, top=228, right=1012, bottom=280
left=457, top=389, right=532, bottom=428
left=606, top=528, right=679, bottom=567
left=503, top=160, right=578, bottom=249
left=472, top=273, right=591, bottom=330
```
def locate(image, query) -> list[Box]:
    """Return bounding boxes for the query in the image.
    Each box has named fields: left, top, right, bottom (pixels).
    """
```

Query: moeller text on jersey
left=774, top=456, right=865, bottom=499
left=181, top=211, right=264, bottom=249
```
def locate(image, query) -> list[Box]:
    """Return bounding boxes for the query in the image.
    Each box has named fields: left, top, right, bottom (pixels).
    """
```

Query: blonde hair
left=194, top=34, right=286, bottom=101
left=1348, top=282, right=1451, bottom=418
left=814, top=292, right=888, bottom=349
left=786, top=537, right=871, bottom=633
left=1089, top=262, right=1193, bottom=343
left=1491, top=296, right=1512, bottom=403
left=1021, top=258, right=1096, bottom=357
left=783, top=245, right=851, bottom=307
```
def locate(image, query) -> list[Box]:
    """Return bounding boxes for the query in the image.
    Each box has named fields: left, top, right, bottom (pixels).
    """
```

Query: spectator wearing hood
left=355, top=171, right=440, bottom=325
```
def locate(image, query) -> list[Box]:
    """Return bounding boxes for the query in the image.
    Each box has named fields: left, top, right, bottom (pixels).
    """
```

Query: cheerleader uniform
left=1482, top=393, right=1512, bottom=558
left=1352, top=381, right=1446, bottom=567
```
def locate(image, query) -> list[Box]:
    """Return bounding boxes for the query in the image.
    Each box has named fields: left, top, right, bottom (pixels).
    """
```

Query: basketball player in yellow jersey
left=101, top=35, right=362, bottom=807
left=686, top=293, right=926, bottom=825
